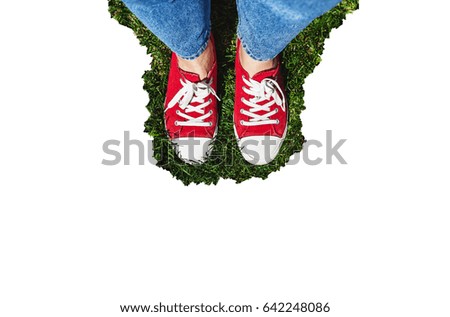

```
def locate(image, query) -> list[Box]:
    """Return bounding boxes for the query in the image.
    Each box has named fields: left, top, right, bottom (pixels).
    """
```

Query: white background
left=1, top=0, right=449, bottom=316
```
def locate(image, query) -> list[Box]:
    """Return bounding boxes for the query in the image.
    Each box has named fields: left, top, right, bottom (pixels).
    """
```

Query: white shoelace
left=240, top=76, right=286, bottom=126
left=166, top=78, right=220, bottom=127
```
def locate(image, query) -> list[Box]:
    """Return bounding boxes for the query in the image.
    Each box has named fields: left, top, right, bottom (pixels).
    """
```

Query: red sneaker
left=164, top=40, right=219, bottom=164
left=234, top=39, right=288, bottom=165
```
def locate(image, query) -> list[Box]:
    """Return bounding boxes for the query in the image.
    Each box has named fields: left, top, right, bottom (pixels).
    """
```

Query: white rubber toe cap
left=238, top=135, right=283, bottom=165
left=172, top=137, right=213, bottom=164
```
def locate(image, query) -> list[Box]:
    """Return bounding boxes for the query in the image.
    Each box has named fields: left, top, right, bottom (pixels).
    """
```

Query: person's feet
left=163, top=37, right=286, bottom=165
left=164, top=36, right=219, bottom=164
left=234, top=39, right=288, bottom=165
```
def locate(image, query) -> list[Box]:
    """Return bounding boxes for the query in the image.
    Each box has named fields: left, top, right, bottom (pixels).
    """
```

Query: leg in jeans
left=121, top=0, right=211, bottom=60
left=121, top=0, right=218, bottom=163
left=236, top=0, right=343, bottom=61
left=233, top=0, right=342, bottom=165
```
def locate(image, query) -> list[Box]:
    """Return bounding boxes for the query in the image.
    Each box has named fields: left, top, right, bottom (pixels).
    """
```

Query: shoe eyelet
left=175, top=121, right=179, bottom=126
left=209, top=122, right=213, bottom=127
left=209, top=110, right=213, bottom=114
left=240, top=109, right=244, bottom=114
left=176, top=110, right=180, bottom=114
left=275, top=108, right=279, bottom=113
left=240, top=120, right=244, bottom=125
left=209, top=98, right=212, bottom=103
left=240, top=97, right=245, bottom=102
left=276, top=119, right=280, bottom=124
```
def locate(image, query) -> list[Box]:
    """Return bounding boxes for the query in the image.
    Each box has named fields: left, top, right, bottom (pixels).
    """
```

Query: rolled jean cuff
left=236, top=32, right=277, bottom=62
left=176, top=27, right=211, bottom=61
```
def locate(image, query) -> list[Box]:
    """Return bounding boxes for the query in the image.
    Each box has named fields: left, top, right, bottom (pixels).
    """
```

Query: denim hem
left=176, top=27, right=211, bottom=61
left=237, top=31, right=277, bottom=62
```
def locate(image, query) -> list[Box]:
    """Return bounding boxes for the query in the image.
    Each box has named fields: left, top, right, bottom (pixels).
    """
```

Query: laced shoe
left=164, top=39, right=219, bottom=164
left=234, top=40, right=288, bottom=165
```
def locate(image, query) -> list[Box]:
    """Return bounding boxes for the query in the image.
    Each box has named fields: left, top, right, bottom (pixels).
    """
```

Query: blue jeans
left=121, top=0, right=342, bottom=61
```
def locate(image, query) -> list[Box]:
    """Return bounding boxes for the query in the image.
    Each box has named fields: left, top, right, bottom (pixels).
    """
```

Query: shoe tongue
left=251, top=63, right=279, bottom=82
left=179, top=68, right=202, bottom=83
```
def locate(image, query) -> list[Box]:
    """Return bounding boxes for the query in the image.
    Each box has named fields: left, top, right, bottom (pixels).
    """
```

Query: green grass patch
left=108, top=0, right=359, bottom=185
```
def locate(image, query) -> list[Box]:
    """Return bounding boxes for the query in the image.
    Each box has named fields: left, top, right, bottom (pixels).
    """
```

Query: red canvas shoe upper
left=164, top=46, right=219, bottom=140
left=234, top=40, right=287, bottom=140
